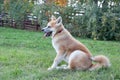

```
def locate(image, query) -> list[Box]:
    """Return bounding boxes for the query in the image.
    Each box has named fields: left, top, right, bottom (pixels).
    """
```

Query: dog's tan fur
left=42, top=15, right=111, bottom=71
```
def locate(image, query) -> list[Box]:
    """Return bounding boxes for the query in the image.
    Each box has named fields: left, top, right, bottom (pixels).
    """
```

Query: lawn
left=0, top=27, right=120, bottom=80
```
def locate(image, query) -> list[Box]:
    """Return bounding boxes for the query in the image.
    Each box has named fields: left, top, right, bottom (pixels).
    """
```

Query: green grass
left=0, top=27, right=120, bottom=80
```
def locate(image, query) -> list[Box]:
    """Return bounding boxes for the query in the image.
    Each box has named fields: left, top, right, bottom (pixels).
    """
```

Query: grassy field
left=0, top=27, right=120, bottom=80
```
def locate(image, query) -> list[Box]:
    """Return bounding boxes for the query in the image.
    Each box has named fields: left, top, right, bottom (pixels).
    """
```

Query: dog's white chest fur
left=52, top=39, right=59, bottom=54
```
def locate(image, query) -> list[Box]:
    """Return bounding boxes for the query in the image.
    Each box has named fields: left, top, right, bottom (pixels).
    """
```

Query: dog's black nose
left=41, top=28, right=44, bottom=31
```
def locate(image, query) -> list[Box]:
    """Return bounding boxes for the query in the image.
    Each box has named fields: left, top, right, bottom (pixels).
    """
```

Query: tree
left=44, top=0, right=68, bottom=7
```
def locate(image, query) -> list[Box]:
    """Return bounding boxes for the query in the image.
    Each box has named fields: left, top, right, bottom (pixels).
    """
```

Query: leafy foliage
left=7, top=0, right=34, bottom=27
left=84, top=1, right=120, bottom=41
left=0, top=0, right=4, bottom=13
left=33, top=0, right=120, bottom=41
left=2, top=0, right=120, bottom=41
left=8, top=0, right=33, bottom=20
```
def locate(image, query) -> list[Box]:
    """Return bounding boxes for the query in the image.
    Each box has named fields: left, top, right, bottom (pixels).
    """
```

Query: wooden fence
left=0, top=13, right=41, bottom=31
left=23, top=20, right=40, bottom=31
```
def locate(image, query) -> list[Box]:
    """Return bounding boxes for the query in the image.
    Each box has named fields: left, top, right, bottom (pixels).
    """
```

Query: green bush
left=85, top=2, right=120, bottom=41
left=7, top=0, right=34, bottom=28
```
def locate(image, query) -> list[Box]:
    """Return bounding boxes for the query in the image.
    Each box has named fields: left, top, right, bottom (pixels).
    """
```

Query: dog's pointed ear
left=51, top=15, right=56, bottom=20
left=56, top=16, right=62, bottom=25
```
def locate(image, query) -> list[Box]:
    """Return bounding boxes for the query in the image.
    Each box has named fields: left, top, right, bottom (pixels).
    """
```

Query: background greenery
left=33, top=0, right=120, bottom=41
left=8, top=0, right=33, bottom=20
left=0, top=27, right=120, bottom=80
left=0, top=0, right=34, bottom=27
left=0, top=0, right=4, bottom=13
left=1, top=0, right=120, bottom=41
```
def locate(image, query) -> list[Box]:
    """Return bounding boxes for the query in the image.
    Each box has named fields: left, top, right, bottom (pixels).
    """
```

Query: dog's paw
left=47, top=67, right=54, bottom=71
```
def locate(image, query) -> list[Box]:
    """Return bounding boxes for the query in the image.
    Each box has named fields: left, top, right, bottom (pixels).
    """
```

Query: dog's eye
left=48, top=26, right=51, bottom=28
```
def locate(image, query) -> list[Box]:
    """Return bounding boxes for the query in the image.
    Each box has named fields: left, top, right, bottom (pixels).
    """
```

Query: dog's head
left=42, top=15, right=63, bottom=37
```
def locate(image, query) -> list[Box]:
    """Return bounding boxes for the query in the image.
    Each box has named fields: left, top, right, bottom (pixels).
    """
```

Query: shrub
left=85, top=1, right=120, bottom=41
left=7, top=0, right=34, bottom=28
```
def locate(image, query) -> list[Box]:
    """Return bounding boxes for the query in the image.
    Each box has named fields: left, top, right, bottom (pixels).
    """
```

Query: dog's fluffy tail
left=89, top=55, right=111, bottom=71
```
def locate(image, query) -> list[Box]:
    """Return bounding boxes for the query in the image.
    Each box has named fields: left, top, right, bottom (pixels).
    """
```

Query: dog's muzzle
left=42, top=28, right=52, bottom=37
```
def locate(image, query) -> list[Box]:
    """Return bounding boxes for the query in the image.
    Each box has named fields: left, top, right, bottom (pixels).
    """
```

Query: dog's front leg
left=48, top=53, right=63, bottom=70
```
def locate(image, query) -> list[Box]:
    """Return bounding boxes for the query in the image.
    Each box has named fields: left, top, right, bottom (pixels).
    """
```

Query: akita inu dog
left=42, top=15, right=111, bottom=71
